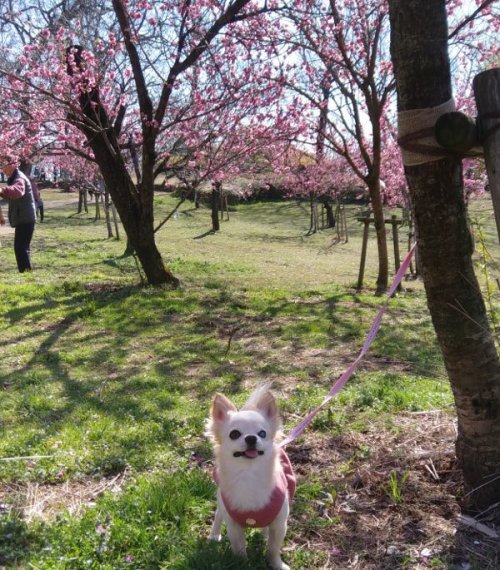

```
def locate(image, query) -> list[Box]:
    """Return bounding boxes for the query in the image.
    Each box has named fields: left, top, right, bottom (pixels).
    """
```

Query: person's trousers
left=37, top=203, right=44, bottom=222
left=14, top=222, right=35, bottom=272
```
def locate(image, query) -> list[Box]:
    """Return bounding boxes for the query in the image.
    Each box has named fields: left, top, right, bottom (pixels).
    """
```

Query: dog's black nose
left=245, top=435, right=257, bottom=446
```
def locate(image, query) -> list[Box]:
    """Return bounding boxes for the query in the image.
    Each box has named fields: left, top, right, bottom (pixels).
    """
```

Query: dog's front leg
left=267, top=500, right=290, bottom=570
left=226, top=519, right=247, bottom=558
left=208, top=506, right=223, bottom=542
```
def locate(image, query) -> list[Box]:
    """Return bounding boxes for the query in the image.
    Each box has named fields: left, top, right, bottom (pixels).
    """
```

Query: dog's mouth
left=233, top=449, right=265, bottom=458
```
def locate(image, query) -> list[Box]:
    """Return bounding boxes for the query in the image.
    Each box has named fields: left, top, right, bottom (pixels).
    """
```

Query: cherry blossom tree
left=0, top=0, right=495, bottom=291
left=389, top=0, right=500, bottom=510
left=277, top=0, right=394, bottom=293
left=0, top=0, right=291, bottom=286
left=275, top=0, right=497, bottom=293
left=273, top=148, right=358, bottom=234
left=163, top=67, right=304, bottom=232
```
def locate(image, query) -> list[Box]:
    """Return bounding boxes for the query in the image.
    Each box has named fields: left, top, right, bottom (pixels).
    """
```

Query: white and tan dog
left=206, top=387, right=295, bottom=570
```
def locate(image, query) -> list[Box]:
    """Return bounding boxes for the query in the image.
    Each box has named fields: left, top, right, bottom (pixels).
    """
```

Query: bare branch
left=448, top=0, right=496, bottom=40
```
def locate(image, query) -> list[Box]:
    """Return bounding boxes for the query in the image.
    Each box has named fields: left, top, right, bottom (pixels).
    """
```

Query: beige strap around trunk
left=398, top=98, right=456, bottom=166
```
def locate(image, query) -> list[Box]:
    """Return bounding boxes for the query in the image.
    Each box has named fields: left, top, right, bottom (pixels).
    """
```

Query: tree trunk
left=194, top=189, right=201, bottom=209
left=96, top=155, right=179, bottom=286
left=308, top=196, right=315, bottom=234
left=211, top=184, right=221, bottom=232
left=78, top=190, right=88, bottom=214
left=308, top=194, right=320, bottom=234
left=111, top=198, right=121, bottom=240
left=66, top=45, right=178, bottom=287
left=389, top=0, right=500, bottom=511
left=321, top=197, right=336, bottom=228
left=367, top=178, right=389, bottom=295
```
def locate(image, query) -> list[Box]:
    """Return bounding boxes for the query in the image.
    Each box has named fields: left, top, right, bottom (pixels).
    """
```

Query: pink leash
left=280, top=243, right=417, bottom=447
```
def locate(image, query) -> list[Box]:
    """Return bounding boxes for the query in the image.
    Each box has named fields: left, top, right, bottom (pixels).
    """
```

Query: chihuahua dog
left=206, top=387, right=295, bottom=570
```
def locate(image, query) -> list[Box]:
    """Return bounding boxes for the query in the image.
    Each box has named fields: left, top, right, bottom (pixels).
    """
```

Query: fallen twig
left=0, top=454, right=56, bottom=462
left=424, top=459, right=440, bottom=481
left=458, top=514, right=499, bottom=539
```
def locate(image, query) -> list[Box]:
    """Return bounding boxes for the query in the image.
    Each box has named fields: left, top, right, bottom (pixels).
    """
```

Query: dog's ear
left=211, top=393, right=237, bottom=424
left=254, top=390, right=278, bottom=423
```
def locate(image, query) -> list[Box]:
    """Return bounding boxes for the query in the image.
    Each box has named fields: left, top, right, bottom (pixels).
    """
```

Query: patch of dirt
left=285, top=411, right=500, bottom=569
left=0, top=224, right=14, bottom=236
left=0, top=472, right=127, bottom=523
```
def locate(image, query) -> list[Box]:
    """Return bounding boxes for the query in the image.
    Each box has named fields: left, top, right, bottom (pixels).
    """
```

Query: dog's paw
left=268, top=558, right=289, bottom=570
left=208, top=532, right=222, bottom=542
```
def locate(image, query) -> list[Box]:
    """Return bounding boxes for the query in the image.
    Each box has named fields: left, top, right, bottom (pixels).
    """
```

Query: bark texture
left=389, top=0, right=500, bottom=511
left=67, top=46, right=179, bottom=287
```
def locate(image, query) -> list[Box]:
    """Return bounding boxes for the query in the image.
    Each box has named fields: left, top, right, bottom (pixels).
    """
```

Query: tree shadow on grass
left=0, top=277, right=443, bottom=490
left=194, top=229, right=216, bottom=240
left=0, top=287, right=188, bottom=477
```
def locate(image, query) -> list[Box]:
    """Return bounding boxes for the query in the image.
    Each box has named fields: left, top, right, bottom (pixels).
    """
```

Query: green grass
left=0, top=190, right=495, bottom=568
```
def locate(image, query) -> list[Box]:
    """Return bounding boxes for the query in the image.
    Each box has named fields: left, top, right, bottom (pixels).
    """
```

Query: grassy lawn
left=0, top=190, right=498, bottom=569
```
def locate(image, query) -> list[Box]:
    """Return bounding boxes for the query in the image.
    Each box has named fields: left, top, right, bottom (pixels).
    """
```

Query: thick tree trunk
left=87, top=164, right=178, bottom=286
left=321, top=198, right=336, bottom=228
left=67, top=46, right=178, bottom=287
left=389, top=0, right=500, bottom=511
left=92, top=158, right=177, bottom=288
left=95, top=151, right=179, bottom=286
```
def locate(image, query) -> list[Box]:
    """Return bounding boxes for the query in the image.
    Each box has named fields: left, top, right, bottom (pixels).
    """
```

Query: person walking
left=0, top=156, right=37, bottom=272
left=31, top=177, right=44, bottom=222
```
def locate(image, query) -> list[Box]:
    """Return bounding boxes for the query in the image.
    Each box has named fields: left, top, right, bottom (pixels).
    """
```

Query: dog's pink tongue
left=244, top=449, right=259, bottom=459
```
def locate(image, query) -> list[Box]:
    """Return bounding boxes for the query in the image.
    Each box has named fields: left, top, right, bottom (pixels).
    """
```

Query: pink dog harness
left=215, top=448, right=296, bottom=528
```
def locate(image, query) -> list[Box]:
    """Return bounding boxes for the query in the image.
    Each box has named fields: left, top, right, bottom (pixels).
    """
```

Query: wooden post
left=94, top=192, right=101, bottom=221
left=111, top=202, right=120, bottom=240
left=434, top=111, right=479, bottom=153
left=341, top=206, right=348, bottom=243
left=474, top=68, right=500, bottom=243
left=104, top=191, right=113, bottom=237
left=335, top=204, right=341, bottom=241
left=392, top=215, right=402, bottom=291
left=334, top=204, right=348, bottom=242
left=357, top=218, right=370, bottom=290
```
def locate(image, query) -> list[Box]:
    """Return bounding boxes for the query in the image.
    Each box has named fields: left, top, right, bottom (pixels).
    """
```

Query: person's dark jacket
left=1, top=169, right=36, bottom=227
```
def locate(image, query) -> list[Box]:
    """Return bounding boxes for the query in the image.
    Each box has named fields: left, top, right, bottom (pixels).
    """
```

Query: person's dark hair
left=1, top=154, right=19, bottom=167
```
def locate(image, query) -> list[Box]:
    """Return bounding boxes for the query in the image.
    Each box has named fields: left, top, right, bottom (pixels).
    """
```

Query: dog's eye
left=258, top=430, right=266, bottom=438
left=229, top=430, right=241, bottom=440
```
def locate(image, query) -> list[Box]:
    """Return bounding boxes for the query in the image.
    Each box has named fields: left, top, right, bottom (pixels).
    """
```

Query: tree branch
left=448, top=0, right=496, bottom=40
left=154, top=0, right=254, bottom=127
left=112, top=0, right=153, bottom=120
